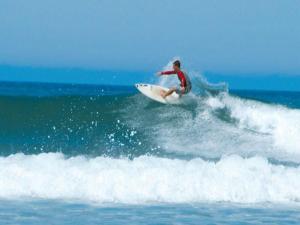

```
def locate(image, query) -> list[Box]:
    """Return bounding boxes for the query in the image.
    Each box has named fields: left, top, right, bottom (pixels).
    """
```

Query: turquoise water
left=1, top=81, right=300, bottom=224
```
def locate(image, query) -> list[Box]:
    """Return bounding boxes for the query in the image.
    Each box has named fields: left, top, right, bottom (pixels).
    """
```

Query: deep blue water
left=0, top=81, right=300, bottom=224
left=230, top=89, right=300, bottom=109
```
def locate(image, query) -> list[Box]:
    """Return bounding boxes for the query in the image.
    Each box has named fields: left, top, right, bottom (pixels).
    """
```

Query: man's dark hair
left=173, top=60, right=181, bottom=68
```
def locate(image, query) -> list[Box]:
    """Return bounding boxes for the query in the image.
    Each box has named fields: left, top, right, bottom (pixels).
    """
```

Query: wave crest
left=1, top=153, right=300, bottom=204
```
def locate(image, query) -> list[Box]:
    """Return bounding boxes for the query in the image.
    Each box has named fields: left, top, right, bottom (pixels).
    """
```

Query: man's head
left=173, top=60, right=181, bottom=71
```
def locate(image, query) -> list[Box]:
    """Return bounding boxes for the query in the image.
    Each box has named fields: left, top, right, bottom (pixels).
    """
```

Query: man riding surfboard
left=157, top=60, right=192, bottom=98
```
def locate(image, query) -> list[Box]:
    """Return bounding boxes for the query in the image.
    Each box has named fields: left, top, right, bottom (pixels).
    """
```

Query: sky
left=0, top=0, right=300, bottom=90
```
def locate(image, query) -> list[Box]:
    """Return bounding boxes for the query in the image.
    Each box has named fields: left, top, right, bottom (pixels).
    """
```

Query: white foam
left=140, top=94, right=274, bottom=160
left=206, top=94, right=300, bottom=155
left=1, top=153, right=300, bottom=204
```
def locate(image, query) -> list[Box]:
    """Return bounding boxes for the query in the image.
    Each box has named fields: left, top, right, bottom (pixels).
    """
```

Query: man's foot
left=160, top=90, right=167, bottom=98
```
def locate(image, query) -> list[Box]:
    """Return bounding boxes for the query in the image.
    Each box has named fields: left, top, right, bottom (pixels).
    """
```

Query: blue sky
left=0, top=0, right=300, bottom=90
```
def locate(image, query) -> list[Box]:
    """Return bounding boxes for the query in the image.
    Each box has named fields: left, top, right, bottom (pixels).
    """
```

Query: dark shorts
left=175, top=85, right=191, bottom=95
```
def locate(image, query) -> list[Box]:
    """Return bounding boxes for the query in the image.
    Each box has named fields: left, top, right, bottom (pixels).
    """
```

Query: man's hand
left=180, top=87, right=186, bottom=94
left=156, top=72, right=162, bottom=76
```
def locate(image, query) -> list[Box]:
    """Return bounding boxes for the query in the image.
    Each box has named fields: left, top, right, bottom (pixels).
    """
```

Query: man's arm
left=177, top=71, right=187, bottom=87
left=161, top=70, right=176, bottom=75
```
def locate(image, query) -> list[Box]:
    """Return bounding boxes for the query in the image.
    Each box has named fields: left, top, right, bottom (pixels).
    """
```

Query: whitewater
left=1, top=153, right=300, bottom=204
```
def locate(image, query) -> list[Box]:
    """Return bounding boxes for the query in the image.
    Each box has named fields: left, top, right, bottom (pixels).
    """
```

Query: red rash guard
left=161, top=70, right=187, bottom=87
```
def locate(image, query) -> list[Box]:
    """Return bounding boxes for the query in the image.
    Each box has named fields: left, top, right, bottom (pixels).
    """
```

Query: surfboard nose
left=135, top=83, right=147, bottom=89
left=135, top=84, right=148, bottom=87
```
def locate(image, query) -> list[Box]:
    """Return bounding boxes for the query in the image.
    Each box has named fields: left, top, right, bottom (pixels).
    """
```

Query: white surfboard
left=135, top=83, right=180, bottom=104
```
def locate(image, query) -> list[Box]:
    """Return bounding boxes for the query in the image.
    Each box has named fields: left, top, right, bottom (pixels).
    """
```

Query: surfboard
left=135, top=83, right=180, bottom=104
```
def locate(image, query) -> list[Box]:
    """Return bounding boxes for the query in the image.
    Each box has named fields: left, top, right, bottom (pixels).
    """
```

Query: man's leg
left=161, top=87, right=176, bottom=98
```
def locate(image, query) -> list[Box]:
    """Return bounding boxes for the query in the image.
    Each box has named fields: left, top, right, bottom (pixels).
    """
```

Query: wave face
left=1, top=81, right=300, bottom=204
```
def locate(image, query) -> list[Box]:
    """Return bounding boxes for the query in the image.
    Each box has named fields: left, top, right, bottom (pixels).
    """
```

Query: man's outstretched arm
left=157, top=71, right=176, bottom=76
left=161, top=70, right=176, bottom=75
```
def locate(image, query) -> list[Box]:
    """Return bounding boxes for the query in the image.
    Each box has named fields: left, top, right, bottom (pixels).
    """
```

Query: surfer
left=157, top=60, right=191, bottom=98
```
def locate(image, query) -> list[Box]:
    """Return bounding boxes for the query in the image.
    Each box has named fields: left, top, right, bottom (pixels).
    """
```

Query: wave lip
left=1, top=153, right=300, bottom=204
left=205, top=94, right=300, bottom=155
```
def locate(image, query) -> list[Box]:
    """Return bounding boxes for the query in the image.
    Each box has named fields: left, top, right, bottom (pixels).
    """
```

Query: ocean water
left=0, top=81, right=300, bottom=224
